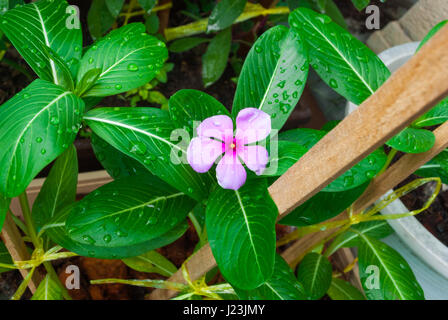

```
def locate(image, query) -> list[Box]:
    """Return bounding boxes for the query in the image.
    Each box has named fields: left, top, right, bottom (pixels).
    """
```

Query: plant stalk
left=17, top=192, right=72, bottom=300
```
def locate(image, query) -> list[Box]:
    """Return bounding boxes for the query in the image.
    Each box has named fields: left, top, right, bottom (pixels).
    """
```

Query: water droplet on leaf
left=127, top=63, right=139, bottom=72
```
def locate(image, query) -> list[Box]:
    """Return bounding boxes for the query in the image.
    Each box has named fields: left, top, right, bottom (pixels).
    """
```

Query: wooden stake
left=149, top=25, right=448, bottom=300
left=271, top=24, right=448, bottom=218
left=332, top=248, right=362, bottom=292
left=0, top=213, right=42, bottom=293
left=1, top=170, right=111, bottom=295
left=279, top=120, right=448, bottom=272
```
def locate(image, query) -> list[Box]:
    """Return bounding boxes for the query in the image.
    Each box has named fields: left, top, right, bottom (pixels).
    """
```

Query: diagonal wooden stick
left=281, top=120, right=448, bottom=269
left=149, top=25, right=448, bottom=300
left=1, top=213, right=42, bottom=293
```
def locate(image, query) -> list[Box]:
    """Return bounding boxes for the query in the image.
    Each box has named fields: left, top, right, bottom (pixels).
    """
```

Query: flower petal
left=235, top=108, right=271, bottom=145
left=237, top=145, right=269, bottom=175
left=197, top=115, right=234, bottom=144
left=187, top=137, right=224, bottom=173
left=216, top=151, right=247, bottom=190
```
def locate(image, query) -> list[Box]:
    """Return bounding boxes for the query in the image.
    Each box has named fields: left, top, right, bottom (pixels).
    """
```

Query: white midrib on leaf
left=134, top=255, right=174, bottom=276
left=309, top=255, right=322, bottom=297
left=98, top=45, right=152, bottom=79
left=32, top=3, right=58, bottom=85
left=334, top=223, right=387, bottom=250
left=359, top=233, right=406, bottom=300
left=48, top=149, right=72, bottom=220
left=415, top=115, right=448, bottom=127
left=257, top=41, right=283, bottom=110
left=331, top=280, right=354, bottom=299
left=6, top=91, right=70, bottom=188
left=234, top=190, right=263, bottom=275
left=419, top=164, right=441, bottom=169
left=83, top=116, right=184, bottom=152
left=75, top=192, right=184, bottom=227
left=43, top=276, right=50, bottom=300
left=265, top=282, right=284, bottom=299
left=297, top=10, right=374, bottom=95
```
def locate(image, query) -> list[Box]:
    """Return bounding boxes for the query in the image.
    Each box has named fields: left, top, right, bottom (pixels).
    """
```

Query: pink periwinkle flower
left=187, top=108, right=271, bottom=190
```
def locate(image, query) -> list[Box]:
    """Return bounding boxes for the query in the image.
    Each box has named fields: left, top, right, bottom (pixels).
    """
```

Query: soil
left=397, top=175, right=448, bottom=247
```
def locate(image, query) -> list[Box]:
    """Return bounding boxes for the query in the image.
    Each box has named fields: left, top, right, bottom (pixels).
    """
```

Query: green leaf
left=91, top=133, right=148, bottom=179
left=417, top=20, right=448, bottom=51
left=315, top=0, right=327, bottom=11
left=233, top=25, right=308, bottom=130
left=413, top=98, right=448, bottom=128
left=261, top=141, right=308, bottom=177
left=84, top=107, right=213, bottom=201
left=145, top=12, right=159, bottom=34
left=234, top=254, right=306, bottom=300
left=206, top=179, right=277, bottom=290
left=325, top=220, right=394, bottom=256
left=287, top=0, right=311, bottom=10
left=289, top=8, right=390, bottom=105
left=327, top=278, right=365, bottom=300
left=324, top=148, right=386, bottom=191
left=202, top=28, right=231, bottom=87
left=0, top=0, right=24, bottom=14
left=351, top=0, right=370, bottom=11
left=138, top=0, right=156, bottom=13
left=386, top=127, right=435, bottom=154
left=322, top=0, right=347, bottom=29
left=77, top=23, right=168, bottom=97
left=32, top=145, right=77, bottom=233
left=279, top=128, right=387, bottom=191
left=74, top=68, right=102, bottom=97
left=279, top=128, right=325, bottom=148
left=0, top=195, right=9, bottom=232
left=415, top=149, right=448, bottom=184
left=31, top=274, right=63, bottom=300
left=358, top=234, right=424, bottom=300
left=45, top=205, right=188, bottom=259
left=106, top=0, right=125, bottom=17
left=0, top=241, right=13, bottom=273
left=296, top=252, right=332, bottom=300
left=169, top=89, right=230, bottom=132
left=293, top=0, right=347, bottom=29
left=65, top=174, right=196, bottom=253
left=168, top=37, right=210, bottom=53
left=0, top=0, right=82, bottom=83
left=122, top=250, right=177, bottom=277
left=38, top=43, right=75, bottom=91
left=279, top=183, right=368, bottom=227
left=207, top=0, right=247, bottom=33
left=88, top=0, right=115, bottom=40
left=0, top=79, right=85, bottom=198
left=321, top=120, right=340, bottom=132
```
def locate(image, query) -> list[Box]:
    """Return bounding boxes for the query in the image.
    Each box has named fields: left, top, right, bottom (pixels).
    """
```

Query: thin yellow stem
left=164, top=4, right=290, bottom=41
left=119, top=2, right=172, bottom=18
left=123, top=0, right=137, bottom=26
left=17, top=191, right=72, bottom=300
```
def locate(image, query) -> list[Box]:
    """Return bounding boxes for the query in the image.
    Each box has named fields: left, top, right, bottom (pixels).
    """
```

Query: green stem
left=378, top=148, right=398, bottom=175
left=11, top=267, right=36, bottom=300
left=123, top=0, right=137, bottom=26
left=43, top=261, right=73, bottom=299
left=188, top=212, right=207, bottom=247
left=18, top=192, right=38, bottom=243
left=17, top=192, right=72, bottom=300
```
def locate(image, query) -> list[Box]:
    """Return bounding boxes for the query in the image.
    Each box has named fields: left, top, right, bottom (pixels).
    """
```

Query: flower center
left=230, top=143, right=236, bottom=149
